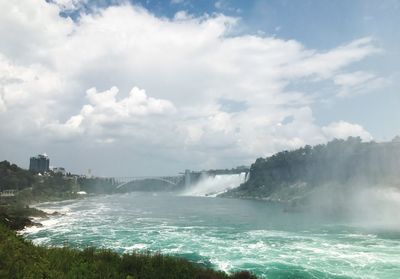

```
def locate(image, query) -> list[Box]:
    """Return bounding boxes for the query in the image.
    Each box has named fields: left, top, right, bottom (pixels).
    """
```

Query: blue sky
left=59, top=0, right=400, bottom=46
left=69, top=0, right=400, bottom=47
left=0, top=0, right=399, bottom=175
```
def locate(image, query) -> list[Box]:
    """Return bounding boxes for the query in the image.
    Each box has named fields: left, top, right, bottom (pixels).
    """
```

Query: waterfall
left=182, top=172, right=248, bottom=197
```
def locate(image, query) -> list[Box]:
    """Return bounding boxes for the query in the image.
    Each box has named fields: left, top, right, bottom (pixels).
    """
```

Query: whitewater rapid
left=21, top=193, right=400, bottom=278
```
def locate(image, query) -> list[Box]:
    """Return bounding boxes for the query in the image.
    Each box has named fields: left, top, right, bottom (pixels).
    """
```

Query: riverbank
left=1, top=197, right=259, bottom=279
left=0, top=189, right=83, bottom=231
left=2, top=194, right=260, bottom=279
left=0, top=203, right=46, bottom=230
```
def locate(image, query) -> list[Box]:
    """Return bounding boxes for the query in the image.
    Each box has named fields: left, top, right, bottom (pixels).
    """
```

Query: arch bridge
left=113, top=176, right=184, bottom=190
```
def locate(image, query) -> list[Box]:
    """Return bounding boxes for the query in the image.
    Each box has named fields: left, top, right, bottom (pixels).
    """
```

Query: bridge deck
left=113, top=176, right=184, bottom=189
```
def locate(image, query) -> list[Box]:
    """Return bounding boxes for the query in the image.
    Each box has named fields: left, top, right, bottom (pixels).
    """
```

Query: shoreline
left=3, top=194, right=260, bottom=279
left=1, top=192, right=86, bottom=231
left=20, top=195, right=89, bottom=232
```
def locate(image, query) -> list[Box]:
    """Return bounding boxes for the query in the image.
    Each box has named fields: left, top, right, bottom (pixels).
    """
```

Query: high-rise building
left=29, top=154, right=50, bottom=173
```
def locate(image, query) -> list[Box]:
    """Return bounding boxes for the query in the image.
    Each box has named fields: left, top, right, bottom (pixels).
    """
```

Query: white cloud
left=334, top=71, right=375, bottom=87
left=0, top=94, right=5, bottom=112
left=214, top=0, right=236, bottom=12
left=334, top=71, right=389, bottom=97
left=47, top=86, right=176, bottom=142
left=85, top=86, right=176, bottom=116
left=322, top=121, right=373, bottom=142
left=0, top=0, right=380, bottom=174
left=215, top=1, right=224, bottom=9
left=0, top=0, right=73, bottom=63
left=174, top=11, right=193, bottom=20
left=51, top=0, right=88, bottom=10
left=285, top=38, right=379, bottom=80
left=0, top=54, right=63, bottom=108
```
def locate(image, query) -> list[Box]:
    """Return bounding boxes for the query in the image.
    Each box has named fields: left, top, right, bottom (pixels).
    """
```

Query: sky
left=0, top=0, right=399, bottom=176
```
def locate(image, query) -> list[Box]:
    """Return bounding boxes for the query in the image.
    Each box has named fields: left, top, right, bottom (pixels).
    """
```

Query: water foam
left=183, top=172, right=248, bottom=197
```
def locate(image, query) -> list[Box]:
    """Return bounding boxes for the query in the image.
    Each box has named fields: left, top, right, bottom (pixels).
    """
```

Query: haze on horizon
left=0, top=0, right=399, bottom=176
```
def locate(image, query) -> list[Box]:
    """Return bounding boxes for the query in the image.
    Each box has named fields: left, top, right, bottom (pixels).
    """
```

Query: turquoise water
left=22, top=193, right=400, bottom=278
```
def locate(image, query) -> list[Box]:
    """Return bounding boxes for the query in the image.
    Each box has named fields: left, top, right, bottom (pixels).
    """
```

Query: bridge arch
left=114, top=176, right=183, bottom=190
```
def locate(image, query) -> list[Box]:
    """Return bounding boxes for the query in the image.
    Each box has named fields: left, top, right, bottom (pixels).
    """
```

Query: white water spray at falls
left=183, top=172, right=248, bottom=197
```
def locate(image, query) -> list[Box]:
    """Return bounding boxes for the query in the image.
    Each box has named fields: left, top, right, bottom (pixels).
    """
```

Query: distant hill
left=220, top=137, right=400, bottom=208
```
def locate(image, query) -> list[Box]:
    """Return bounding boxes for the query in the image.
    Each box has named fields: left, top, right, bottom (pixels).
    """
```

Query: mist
left=296, top=182, right=400, bottom=232
left=182, top=172, right=248, bottom=197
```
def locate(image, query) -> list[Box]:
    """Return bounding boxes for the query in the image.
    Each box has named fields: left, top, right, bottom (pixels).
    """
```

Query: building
left=0, top=190, right=17, bottom=197
left=29, top=154, right=50, bottom=173
left=86, top=168, right=93, bottom=178
left=52, top=167, right=66, bottom=176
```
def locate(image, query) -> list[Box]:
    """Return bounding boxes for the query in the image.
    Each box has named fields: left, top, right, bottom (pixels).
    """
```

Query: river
left=21, top=191, right=400, bottom=278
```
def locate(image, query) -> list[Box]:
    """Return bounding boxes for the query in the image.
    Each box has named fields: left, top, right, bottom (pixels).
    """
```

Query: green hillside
left=221, top=137, right=400, bottom=206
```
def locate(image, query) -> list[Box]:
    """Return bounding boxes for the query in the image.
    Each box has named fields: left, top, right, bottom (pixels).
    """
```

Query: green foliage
left=223, top=137, right=400, bottom=199
left=31, top=176, right=76, bottom=199
left=0, top=160, right=78, bottom=206
left=0, top=161, right=34, bottom=191
left=0, top=225, right=257, bottom=279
